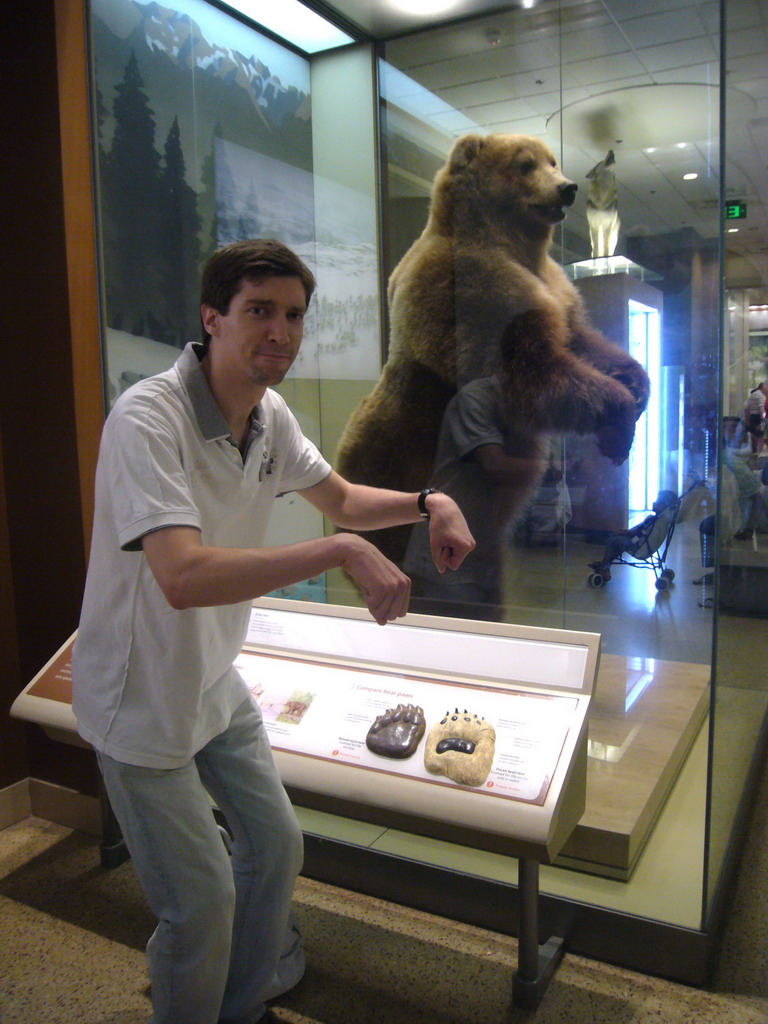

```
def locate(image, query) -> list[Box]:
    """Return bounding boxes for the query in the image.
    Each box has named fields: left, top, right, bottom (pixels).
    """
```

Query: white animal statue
left=586, top=149, right=620, bottom=258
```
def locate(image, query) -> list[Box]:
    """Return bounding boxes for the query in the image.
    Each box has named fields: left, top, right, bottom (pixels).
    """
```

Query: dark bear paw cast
left=365, top=703, right=426, bottom=759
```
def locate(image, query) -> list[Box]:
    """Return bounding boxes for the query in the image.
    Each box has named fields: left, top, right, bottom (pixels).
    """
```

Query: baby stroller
left=587, top=487, right=691, bottom=591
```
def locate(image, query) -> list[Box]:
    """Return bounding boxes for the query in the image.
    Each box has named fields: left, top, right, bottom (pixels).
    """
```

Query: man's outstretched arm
left=141, top=471, right=474, bottom=625
left=301, top=470, right=475, bottom=574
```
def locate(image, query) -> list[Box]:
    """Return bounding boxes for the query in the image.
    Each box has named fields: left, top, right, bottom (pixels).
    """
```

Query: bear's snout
left=558, top=181, right=578, bottom=206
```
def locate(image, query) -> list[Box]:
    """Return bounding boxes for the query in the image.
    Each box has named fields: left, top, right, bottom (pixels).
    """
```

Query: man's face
left=201, top=275, right=307, bottom=389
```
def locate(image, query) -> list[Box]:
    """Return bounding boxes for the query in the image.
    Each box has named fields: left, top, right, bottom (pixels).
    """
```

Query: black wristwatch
left=418, top=488, right=440, bottom=520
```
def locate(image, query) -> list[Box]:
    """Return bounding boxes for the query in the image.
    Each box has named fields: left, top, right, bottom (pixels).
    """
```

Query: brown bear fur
left=335, top=133, right=650, bottom=562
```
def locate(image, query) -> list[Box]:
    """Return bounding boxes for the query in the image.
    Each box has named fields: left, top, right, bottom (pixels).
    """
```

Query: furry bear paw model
left=335, top=133, right=650, bottom=561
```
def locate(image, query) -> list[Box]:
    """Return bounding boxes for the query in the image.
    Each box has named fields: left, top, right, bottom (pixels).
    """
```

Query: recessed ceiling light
left=728, top=227, right=739, bottom=233
left=683, top=173, right=698, bottom=180
left=676, top=142, right=688, bottom=149
left=222, top=0, right=354, bottom=53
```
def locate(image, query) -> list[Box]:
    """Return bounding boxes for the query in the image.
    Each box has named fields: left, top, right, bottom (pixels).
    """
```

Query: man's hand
left=301, top=473, right=475, bottom=607
left=424, top=492, right=476, bottom=573
left=339, top=534, right=411, bottom=625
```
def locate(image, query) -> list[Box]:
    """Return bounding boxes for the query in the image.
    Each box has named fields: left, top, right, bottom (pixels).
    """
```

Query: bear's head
left=432, top=133, right=578, bottom=235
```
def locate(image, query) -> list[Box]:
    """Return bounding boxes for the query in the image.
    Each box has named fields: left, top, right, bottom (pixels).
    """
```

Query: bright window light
left=222, top=0, right=354, bottom=53
left=625, top=658, right=656, bottom=712
left=627, top=299, right=661, bottom=516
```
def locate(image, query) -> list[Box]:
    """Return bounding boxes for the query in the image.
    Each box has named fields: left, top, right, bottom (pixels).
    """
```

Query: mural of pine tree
left=101, top=51, right=164, bottom=338
left=237, top=179, right=261, bottom=241
left=94, top=85, right=108, bottom=147
left=214, top=142, right=240, bottom=247
left=160, top=116, right=202, bottom=347
left=198, top=124, right=223, bottom=270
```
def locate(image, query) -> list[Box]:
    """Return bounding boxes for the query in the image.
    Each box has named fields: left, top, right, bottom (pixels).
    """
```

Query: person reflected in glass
left=403, top=375, right=555, bottom=621
left=744, top=381, right=766, bottom=453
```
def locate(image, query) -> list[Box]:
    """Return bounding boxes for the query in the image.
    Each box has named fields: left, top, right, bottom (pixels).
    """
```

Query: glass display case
left=85, top=0, right=768, bottom=983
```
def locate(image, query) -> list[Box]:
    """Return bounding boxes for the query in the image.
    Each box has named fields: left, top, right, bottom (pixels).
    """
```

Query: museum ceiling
left=321, top=0, right=768, bottom=297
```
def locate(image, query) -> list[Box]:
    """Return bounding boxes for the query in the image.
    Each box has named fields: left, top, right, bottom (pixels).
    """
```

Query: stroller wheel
left=588, top=572, right=606, bottom=588
left=661, top=568, right=675, bottom=582
left=655, top=577, right=669, bottom=592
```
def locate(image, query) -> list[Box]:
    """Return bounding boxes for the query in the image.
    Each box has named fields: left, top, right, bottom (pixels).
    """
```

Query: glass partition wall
left=371, top=0, right=765, bottom=975
left=707, top=0, right=768, bottom=930
left=375, top=0, right=725, bottom=976
left=87, top=0, right=768, bottom=981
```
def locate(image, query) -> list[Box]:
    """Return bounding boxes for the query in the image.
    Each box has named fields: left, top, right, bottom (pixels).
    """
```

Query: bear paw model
left=366, top=703, right=426, bottom=759
left=424, top=709, right=496, bottom=787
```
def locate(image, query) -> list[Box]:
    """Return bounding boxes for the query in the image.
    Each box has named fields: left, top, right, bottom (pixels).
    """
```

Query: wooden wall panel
left=1, top=0, right=100, bottom=795
left=55, top=0, right=105, bottom=555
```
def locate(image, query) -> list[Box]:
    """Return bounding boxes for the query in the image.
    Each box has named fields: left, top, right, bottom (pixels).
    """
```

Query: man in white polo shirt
left=72, top=239, right=474, bottom=1024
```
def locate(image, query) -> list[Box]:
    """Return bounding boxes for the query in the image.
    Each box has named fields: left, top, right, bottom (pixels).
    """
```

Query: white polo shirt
left=72, top=343, right=331, bottom=768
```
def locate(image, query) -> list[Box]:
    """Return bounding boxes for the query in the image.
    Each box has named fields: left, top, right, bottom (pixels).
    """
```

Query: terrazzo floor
left=2, top=750, right=768, bottom=1024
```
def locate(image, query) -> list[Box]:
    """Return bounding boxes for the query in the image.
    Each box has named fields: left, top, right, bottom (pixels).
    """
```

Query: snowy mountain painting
left=91, top=0, right=380, bottom=398
left=92, top=0, right=311, bottom=158
left=216, top=139, right=380, bottom=380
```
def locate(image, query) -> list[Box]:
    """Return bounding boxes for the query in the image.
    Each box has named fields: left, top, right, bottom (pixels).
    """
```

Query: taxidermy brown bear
left=335, top=132, right=650, bottom=561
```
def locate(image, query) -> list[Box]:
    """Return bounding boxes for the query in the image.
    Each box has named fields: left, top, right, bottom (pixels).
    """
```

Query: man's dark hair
left=200, top=239, right=316, bottom=343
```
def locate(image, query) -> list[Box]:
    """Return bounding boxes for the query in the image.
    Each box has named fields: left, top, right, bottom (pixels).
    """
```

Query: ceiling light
left=683, top=173, right=698, bottom=180
left=222, top=0, right=354, bottom=53
left=676, top=142, right=688, bottom=149
left=389, top=0, right=463, bottom=14
left=728, top=227, right=739, bottom=233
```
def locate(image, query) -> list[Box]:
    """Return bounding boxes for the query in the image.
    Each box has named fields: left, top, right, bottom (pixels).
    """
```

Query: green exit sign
left=725, top=201, right=747, bottom=220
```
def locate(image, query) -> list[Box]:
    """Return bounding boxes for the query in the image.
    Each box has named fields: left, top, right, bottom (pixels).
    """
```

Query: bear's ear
left=448, top=134, right=485, bottom=172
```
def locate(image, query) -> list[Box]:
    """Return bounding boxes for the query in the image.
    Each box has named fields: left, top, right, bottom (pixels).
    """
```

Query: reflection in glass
left=628, top=299, right=661, bottom=514
left=377, top=0, right=726, bottom=933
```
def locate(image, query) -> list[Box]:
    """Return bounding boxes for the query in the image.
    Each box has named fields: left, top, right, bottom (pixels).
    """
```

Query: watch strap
left=418, top=488, right=440, bottom=520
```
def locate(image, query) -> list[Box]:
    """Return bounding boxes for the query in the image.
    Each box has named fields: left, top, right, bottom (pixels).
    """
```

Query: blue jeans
left=97, top=696, right=304, bottom=1024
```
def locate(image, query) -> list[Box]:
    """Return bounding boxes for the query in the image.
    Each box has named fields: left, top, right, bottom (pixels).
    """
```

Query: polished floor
left=1, top=789, right=767, bottom=1024
left=501, top=516, right=727, bottom=663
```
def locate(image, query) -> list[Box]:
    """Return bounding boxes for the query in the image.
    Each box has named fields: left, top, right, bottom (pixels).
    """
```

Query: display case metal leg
left=98, top=778, right=129, bottom=869
left=512, top=857, right=565, bottom=1011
